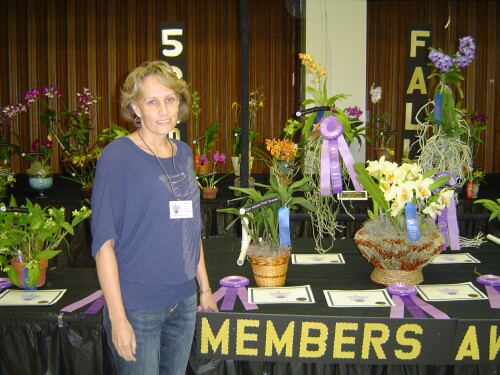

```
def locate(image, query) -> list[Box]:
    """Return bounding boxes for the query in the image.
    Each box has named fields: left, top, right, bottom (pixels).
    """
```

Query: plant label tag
left=278, top=206, right=291, bottom=246
left=405, top=203, right=420, bottom=243
left=169, top=200, right=193, bottom=219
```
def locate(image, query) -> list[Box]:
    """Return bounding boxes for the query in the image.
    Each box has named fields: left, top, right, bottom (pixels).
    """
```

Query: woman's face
left=132, top=75, right=179, bottom=137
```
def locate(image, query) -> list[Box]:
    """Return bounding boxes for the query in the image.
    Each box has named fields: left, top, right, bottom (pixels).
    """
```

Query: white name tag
left=169, top=200, right=193, bottom=219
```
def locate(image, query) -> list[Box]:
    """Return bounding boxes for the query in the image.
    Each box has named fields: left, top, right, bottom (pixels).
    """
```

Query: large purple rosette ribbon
left=60, top=290, right=103, bottom=314
left=211, top=276, right=258, bottom=311
left=434, top=172, right=460, bottom=251
left=476, top=274, right=500, bottom=309
left=318, top=115, right=362, bottom=196
left=387, top=283, right=449, bottom=319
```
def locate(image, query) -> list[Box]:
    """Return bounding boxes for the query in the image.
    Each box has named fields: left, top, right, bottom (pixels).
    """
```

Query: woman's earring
left=134, top=115, right=142, bottom=127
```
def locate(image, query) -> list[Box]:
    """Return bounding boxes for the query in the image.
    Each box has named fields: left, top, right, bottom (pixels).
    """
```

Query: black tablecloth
left=0, top=238, right=499, bottom=375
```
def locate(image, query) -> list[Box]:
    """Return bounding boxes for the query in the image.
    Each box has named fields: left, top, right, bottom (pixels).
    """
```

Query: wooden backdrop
left=366, top=0, right=499, bottom=173
left=1, top=0, right=499, bottom=174
left=0, top=0, right=301, bottom=173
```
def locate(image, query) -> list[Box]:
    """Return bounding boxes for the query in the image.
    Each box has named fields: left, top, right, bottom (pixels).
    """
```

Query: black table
left=1, top=237, right=498, bottom=375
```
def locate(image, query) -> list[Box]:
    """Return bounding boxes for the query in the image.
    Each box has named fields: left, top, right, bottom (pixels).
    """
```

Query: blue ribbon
left=405, top=203, right=420, bottom=243
left=434, top=92, right=443, bottom=122
left=278, top=206, right=291, bottom=246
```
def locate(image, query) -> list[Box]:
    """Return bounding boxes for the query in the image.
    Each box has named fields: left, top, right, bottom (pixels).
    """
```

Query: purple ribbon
left=477, top=275, right=500, bottom=309
left=84, top=295, right=105, bottom=315
left=434, top=172, right=460, bottom=251
left=60, top=290, right=103, bottom=313
left=0, top=278, right=13, bottom=293
left=318, top=115, right=362, bottom=196
left=210, top=276, right=258, bottom=311
left=387, top=283, right=449, bottom=319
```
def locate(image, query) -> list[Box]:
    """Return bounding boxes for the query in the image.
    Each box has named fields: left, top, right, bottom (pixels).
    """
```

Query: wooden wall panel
left=0, top=0, right=301, bottom=173
left=366, top=0, right=499, bottom=172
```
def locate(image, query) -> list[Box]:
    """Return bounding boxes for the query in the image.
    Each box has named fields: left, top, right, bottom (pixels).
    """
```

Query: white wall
left=305, top=0, right=367, bottom=162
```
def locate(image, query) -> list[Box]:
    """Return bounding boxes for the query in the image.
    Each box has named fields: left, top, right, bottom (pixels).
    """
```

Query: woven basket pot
left=247, top=244, right=290, bottom=287
left=354, top=217, right=444, bottom=286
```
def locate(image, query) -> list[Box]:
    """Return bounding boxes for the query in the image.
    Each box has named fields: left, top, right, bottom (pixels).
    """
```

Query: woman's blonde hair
left=120, top=61, right=190, bottom=123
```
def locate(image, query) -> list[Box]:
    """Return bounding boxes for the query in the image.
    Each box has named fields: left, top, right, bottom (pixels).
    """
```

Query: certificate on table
left=0, top=289, right=67, bottom=306
left=291, top=253, right=345, bottom=265
left=430, top=253, right=480, bottom=264
left=416, top=282, right=487, bottom=301
left=248, top=285, right=315, bottom=304
left=323, top=289, right=395, bottom=308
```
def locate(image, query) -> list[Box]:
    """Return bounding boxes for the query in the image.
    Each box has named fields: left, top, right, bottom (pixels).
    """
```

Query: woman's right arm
left=95, top=239, right=137, bottom=362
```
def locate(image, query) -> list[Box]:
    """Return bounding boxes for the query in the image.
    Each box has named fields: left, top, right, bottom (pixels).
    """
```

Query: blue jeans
left=104, top=293, right=197, bottom=375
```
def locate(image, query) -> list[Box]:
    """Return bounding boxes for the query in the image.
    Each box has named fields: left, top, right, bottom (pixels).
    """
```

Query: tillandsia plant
left=354, top=156, right=453, bottom=235
left=1, top=85, right=101, bottom=158
left=217, top=169, right=314, bottom=255
left=0, top=197, right=91, bottom=289
left=415, top=36, right=479, bottom=186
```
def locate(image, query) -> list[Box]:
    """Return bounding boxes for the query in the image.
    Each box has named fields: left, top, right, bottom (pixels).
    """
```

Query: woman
left=91, top=60, right=218, bottom=374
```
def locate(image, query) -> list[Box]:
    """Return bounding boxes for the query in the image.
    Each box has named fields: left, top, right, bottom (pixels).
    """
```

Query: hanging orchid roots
left=414, top=101, right=473, bottom=187
left=303, top=138, right=343, bottom=253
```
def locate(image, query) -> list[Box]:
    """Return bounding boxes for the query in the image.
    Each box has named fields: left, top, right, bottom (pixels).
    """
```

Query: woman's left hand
left=199, top=292, right=219, bottom=312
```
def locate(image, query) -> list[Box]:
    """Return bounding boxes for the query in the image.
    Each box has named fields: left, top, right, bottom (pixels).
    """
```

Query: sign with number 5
left=159, top=22, right=187, bottom=141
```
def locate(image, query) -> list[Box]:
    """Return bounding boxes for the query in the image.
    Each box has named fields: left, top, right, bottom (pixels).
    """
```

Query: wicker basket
left=354, top=217, right=445, bottom=286
left=248, top=252, right=290, bottom=287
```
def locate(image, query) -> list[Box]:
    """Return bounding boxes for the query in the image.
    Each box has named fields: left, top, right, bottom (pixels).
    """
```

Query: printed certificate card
left=0, top=289, right=66, bottom=306
left=248, top=285, right=315, bottom=304
left=430, top=253, right=480, bottom=264
left=291, top=253, right=345, bottom=265
left=416, top=282, right=487, bottom=302
left=323, top=289, right=395, bottom=308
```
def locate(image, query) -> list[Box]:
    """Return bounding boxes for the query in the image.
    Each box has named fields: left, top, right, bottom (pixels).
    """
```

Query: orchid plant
left=22, top=137, right=54, bottom=177
left=355, top=157, right=454, bottom=235
left=197, top=151, right=231, bottom=188
left=2, top=85, right=101, bottom=158
left=415, top=36, right=479, bottom=186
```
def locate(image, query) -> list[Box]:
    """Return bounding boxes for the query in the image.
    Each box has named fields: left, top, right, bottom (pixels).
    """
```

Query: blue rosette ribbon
left=318, top=115, right=362, bottom=196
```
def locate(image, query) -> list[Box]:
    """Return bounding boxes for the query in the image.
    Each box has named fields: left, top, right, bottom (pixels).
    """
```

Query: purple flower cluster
left=76, top=88, right=99, bottom=116
left=456, top=36, right=476, bottom=68
left=470, top=113, right=487, bottom=123
left=345, top=106, right=363, bottom=118
left=428, top=36, right=476, bottom=73
left=428, top=51, right=454, bottom=73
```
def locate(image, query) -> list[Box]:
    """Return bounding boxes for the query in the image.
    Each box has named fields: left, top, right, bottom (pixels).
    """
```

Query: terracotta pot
left=202, top=187, right=218, bottom=199
left=10, top=258, right=49, bottom=289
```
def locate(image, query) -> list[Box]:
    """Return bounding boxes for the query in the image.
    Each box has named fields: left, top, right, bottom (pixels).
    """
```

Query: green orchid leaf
left=35, top=250, right=62, bottom=261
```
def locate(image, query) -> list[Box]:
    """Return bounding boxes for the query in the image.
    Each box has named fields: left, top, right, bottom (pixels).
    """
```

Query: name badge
left=169, top=200, right=193, bottom=219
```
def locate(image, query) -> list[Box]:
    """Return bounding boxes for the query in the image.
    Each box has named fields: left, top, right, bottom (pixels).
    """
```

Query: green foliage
left=474, top=198, right=500, bottom=222
left=0, top=197, right=91, bottom=288
left=217, top=171, right=314, bottom=251
left=201, top=122, right=219, bottom=156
